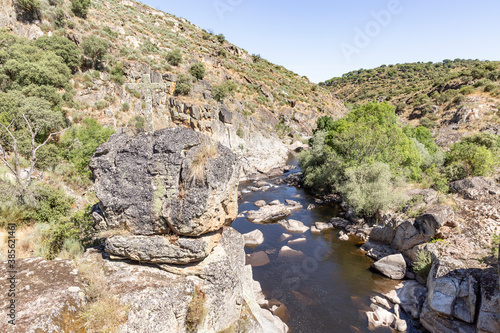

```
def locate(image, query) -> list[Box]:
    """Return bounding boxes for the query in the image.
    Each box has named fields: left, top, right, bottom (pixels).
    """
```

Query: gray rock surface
left=450, top=177, right=499, bottom=200
left=370, top=225, right=397, bottom=245
left=391, top=220, right=428, bottom=252
left=278, top=219, right=309, bottom=233
left=247, top=203, right=301, bottom=224
left=105, top=233, right=220, bottom=264
left=0, top=258, right=84, bottom=333
left=477, top=268, right=500, bottom=333
left=90, top=127, right=240, bottom=237
left=415, top=206, right=454, bottom=238
left=372, top=254, right=407, bottom=280
left=397, top=280, right=427, bottom=319
left=427, top=258, right=481, bottom=323
left=243, top=229, right=265, bottom=247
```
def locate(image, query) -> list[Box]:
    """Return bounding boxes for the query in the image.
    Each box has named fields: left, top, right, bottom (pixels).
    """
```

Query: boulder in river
left=243, top=229, right=265, bottom=247
left=278, top=246, right=304, bottom=258
left=372, top=254, right=407, bottom=280
left=246, top=251, right=271, bottom=267
left=279, top=219, right=309, bottom=233
left=247, top=203, right=300, bottom=224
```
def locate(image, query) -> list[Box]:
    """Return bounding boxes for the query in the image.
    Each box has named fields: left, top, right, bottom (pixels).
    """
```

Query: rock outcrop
left=88, top=127, right=287, bottom=332
left=91, top=128, right=239, bottom=238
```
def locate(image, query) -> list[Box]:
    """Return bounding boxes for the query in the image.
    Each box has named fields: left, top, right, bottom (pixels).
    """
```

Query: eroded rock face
left=105, top=232, right=221, bottom=264
left=426, top=258, right=482, bottom=324
left=415, top=206, right=454, bottom=238
left=90, top=127, right=240, bottom=237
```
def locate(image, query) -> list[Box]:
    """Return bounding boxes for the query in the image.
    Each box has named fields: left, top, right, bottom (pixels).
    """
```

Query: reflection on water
left=233, top=157, right=421, bottom=333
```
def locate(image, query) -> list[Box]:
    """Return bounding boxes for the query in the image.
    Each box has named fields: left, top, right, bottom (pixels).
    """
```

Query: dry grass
left=78, top=260, right=130, bottom=333
left=0, top=224, right=50, bottom=260
left=188, top=141, right=218, bottom=185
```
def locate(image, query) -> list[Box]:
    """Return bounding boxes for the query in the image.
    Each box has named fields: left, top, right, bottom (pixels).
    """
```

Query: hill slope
left=0, top=0, right=345, bottom=178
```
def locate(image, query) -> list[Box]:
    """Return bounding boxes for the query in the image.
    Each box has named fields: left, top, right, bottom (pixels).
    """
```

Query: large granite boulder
left=426, top=258, right=481, bottom=324
left=90, top=127, right=240, bottom=237
left=415, top=206, right=454, bottom=238
left=372, top=254, right=407, bottom=280
left=397, top=280, right=427, bottom=319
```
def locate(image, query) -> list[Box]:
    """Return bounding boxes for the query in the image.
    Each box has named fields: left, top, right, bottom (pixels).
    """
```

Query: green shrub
left=484, top=83, right=497, bottom=93
left=445, top=133, right=499, bottom=179
left=212, top=80, right=237, bottom=102
left=174, top=74, right=192, bottom=96
left=413, top=250, right=433, bottom=279
left=120, top=102, right=130, bottom=111
left=166, top=49, right=182, bottom=66
left=338, top=162, right=405, bottom=216
left=94, top=100, right=106, bottom=110
left=459, top=86, right=474, bottom=95
left=419, top=117, right=437, bottom=129
left=189, top=62, right=205, bottom=80
left=492, top=234, right=500, bottom=258
left=70, top=0, right=91, bottom=18
left=15, top=0, right=41, bottom=19
left=129, top=115, right=145, bottom=132
left=216, top=34, right=225, bottom=44
left=58, top=118, right=115, bottom=178
left=82, top=35, right=108, bottom=67
left=110, top=62, right=125, bottom=85
left=26, top=184, right=74, bottom=224
left=34, top=35, right=81, bottom=72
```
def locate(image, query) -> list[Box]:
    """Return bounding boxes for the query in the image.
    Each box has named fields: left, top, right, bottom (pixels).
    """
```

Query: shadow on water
left=233, top=156, right=422, bottom=333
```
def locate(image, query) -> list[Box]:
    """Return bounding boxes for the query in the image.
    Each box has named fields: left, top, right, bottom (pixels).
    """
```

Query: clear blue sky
left=140, top=0, right=500, bottom=83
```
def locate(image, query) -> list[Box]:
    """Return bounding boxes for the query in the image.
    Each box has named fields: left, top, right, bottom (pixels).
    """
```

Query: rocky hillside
left=324, top=59, right=500, bottom=147
left=0, top=0, right=344, bottom=178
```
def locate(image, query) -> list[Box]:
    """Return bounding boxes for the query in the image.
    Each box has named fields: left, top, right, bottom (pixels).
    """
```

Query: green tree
left=34, top=36, right=81, bottom=72
left=70, top=0, right=91, bottom=18
left=212, top=80, right=237, bottom=102
left=189, top=62, right=205, bottom=80
left=82, top=35, right=108, bottom=68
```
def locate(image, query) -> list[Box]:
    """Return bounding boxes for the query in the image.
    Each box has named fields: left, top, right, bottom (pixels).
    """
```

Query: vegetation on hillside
left=323, top=59, right=500, bottom=110
left=300, top=102, right=500, bottom=216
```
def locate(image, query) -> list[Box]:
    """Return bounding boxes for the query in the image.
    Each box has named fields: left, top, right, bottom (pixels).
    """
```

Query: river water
left=232, top=156, right=420, bottom=333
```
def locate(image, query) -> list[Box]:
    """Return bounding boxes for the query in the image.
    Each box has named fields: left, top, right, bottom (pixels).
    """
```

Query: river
left=232, top=156, right=421, bottom=333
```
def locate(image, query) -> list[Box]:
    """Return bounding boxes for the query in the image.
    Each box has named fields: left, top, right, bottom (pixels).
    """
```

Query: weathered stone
left=406, top=188, right=438, bottom=204
left=415, top=206, right=454, bottom=238
left=477, top=268, right=500, bottom=333
left=369, top=225, right=396, bottom=245
left=427, top=258, right=481, bottom=323
left=391, top=220, right=428, bottom=252
left=421, top=300, right=476, bottom=333
left=247, top=204, right=300, bottom=224
left=397, top=280, right=427, bottom=319
left=243, top=229, right=265, bottom=247
left=279, top=233, right=292, bottom=242
left=90, top=128, right=240, bottom=237
left=0, top=258, right=84, bottom=333
left=285, top=199, right=299, bottom=206
left=105, top=233, right=220, bottom=264
left=278, top=246, right=304, bottom=258
left=113, top=227, right=287, bottom=332
left=219, top=106, right=233, bottom=124
left=269, top=200, right=281, bottom=206
left=314, top=222, right=333, bottom=231
left=370, top=295, right=392, bottom=310
left=246, top=251, right=270, bottom=267
left=372, top=254, right=407, bottom=280
left=450, top=177, right=498, bottom=200
left=279, top=219, right=309, bottom=233
left=366, top=304, right=396, bottom=330
left=361, top=242, right=397, bottom=260
left=329, top=217, right=350, bottom=229
left=310, top=225, right=321, bottom=235
left=255, top=200, right=267, bottom=207
left=288, top=237, right=306, bottom=245
left=338, top=230, right=349, bottom=241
